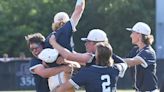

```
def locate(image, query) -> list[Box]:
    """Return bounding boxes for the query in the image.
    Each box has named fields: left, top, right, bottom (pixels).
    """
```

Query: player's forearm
left=49, top=36, right=80, bottom=61
left=50, top=40, right=70, bottom=59
left=50, top=43, right=87, bottom=65
left=41, top=66, right=66, bottom=78
left=55, top=86, right=66, bottom=92
left=50, top=42, right=90, bottom=65
left=49, top=36, right=89, bottom=64
left=67, top=53, right=93, bottom=65
left=55, top=81, right=73, bottom=92
left=123, top=58, right=142, bottom=67
left=71, top=0, right=85, bottom=27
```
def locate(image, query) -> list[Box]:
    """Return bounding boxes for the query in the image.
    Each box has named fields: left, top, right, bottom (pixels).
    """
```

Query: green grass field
left=0, top=89, right=135, bottom=92
left=2, top=89, right=160, bottom=92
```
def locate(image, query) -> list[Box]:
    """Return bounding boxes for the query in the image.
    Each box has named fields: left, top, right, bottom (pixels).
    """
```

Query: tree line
left=0, top=0, right=155, bottom=57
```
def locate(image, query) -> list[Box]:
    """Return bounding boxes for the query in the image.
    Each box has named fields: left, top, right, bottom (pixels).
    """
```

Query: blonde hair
left=52, top=12, right=70, bottom=31
left=141, top=34, right=154, bottom=45
left=51, top=22, right=65, bottom=31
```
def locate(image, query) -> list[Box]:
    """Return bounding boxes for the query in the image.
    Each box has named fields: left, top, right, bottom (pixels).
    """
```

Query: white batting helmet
left=38, top=48, right=59, bottom=63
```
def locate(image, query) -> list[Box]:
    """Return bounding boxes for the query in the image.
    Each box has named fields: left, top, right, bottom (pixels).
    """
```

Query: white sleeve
left=69, top=79, right=80, bottom=89
left=29, top=64, right=43, bottom=74
left=86, top=53, right=95, bottom=63
left=114, top=63, right=128, bottom=78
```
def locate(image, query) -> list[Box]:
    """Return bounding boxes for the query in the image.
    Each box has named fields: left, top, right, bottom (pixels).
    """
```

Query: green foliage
left=0, top=0, right=155, bottom=57
left=74, top=0, right=155, bottom=56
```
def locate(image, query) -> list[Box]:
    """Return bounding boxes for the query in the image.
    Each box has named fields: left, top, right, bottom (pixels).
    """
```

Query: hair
left=141, top=34, right=154, bottom=45
left=51, top=21, right=65, bottom=31
left=96, top=42, right=113, bottom=66
left=52, top=12, right=69, bottom=31
left=25, top=33, right=45, bottom=48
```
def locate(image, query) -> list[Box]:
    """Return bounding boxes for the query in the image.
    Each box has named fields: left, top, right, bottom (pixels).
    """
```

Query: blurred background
left=0, top=0, right=163, bottom=91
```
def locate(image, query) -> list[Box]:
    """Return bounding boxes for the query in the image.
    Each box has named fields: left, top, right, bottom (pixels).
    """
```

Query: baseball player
left=124, top=22, right=158, bottom=92
left=43, top=0, right=85, bottom=91
left=55, top=42, right=128, bottom=92
left=25, top=33, right=71, bottom=92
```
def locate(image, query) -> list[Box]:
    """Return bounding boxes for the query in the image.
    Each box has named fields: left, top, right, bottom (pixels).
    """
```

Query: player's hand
left=49, top=35, right=56, bottom=45
left=63, top=64, right=73, bottom=74
left=56, top=56, right=65, bottom=64
left=65, top=60, right=81, bottom=68
left=52, top=85, right=60, bottom=92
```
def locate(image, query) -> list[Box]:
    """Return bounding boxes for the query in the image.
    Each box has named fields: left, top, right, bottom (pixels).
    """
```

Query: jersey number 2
left=101, top=75, right=111, bottom=92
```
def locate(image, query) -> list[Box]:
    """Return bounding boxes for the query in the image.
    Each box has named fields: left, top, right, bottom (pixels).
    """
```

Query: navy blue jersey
left=29, top=58, right=49, bottom=92
left=44, top=21, right=74, bottom=67
left=160, top=79, right=164, bottom=92
left=127, top=45, right=158, bottom=91
left=126, top=46, right=139, bottom=58
left=112, top=53, right=125, bottom=63
left=70, top=64, right=127, bottom=92
left=44, top=21, right=73, bottom=51
left=86, top=53, right=125, bottom=67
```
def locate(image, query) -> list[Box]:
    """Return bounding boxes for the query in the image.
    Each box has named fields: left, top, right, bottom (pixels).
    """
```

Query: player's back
left=44, top=21, right=73, bottom=67
left=44, top=21, right=73, bottom=51
left=72, top=65, right=122, bottom=92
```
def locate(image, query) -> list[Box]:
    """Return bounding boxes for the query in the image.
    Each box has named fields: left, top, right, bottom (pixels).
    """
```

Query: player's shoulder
left=113, top=63, right=128, bottom=77
left=113, top=63, right=128, bottom=72
left=78, top=66, right=93, bottom=72
left=29, top=58, right=43, bottom=74
left=130, top=46, right=138, bottom=50
left=30, top=58, right=42, bottom=66
left=30, top=58, right=42, bottom=62
left=144, top=45, right=155, bottom=53
left=131, top=46, right=139, bottom=52
left=141, top=45, right=156, bottom=57
left=58, top=21, right=72, bottom=30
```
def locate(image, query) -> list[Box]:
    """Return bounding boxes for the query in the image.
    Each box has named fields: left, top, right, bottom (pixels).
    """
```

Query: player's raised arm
left=49, top=35, right=91, bottom=64
left=70, top=0, right=85, bottom=28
